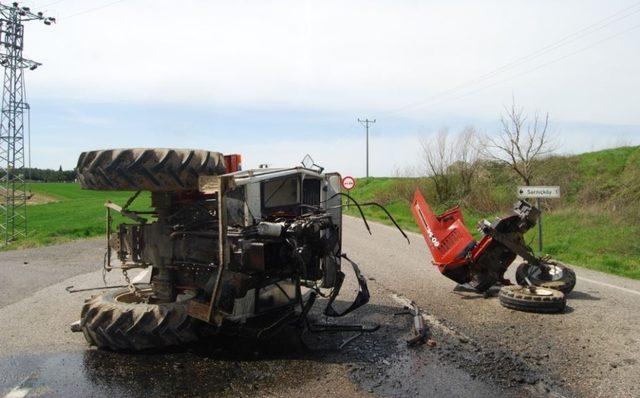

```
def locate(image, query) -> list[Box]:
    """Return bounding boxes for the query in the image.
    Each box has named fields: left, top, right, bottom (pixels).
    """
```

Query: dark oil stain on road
left=0, top=331, right=333, bottom=397
left=0, top=302, right=561, bottom=397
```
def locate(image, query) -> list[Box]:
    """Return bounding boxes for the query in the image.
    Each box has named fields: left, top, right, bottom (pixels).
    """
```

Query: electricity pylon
left=0, top=2, right=54, bottom=244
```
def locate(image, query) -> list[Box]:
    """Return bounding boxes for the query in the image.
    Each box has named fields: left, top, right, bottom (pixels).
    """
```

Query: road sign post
left=342, top=176, right=356, bottom=209
left=537, top=197, right=542, bottom=253
left=517, top=186, right=560, bottom=254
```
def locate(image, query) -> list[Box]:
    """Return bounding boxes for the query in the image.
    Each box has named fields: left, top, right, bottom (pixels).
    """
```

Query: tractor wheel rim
left=529, top=287, right=555, bottom=296
left=528, top=263, right=564, bottom=281
left=115, top=288, right=195, bottom=304
left=115, top=288, right=154, bottom=304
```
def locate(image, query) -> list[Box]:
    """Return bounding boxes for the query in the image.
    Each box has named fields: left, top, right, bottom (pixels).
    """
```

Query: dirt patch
left=0, top=190, right=58, bottom=206
left=26, top=191, right=58, bottom=205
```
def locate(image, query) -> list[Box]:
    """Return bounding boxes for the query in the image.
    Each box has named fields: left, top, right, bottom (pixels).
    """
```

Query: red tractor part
left=224, top=154, right=242, bottom=173
left=411, top=189, right=475, bottom=272
left=410, top=189, right=576, bottom=298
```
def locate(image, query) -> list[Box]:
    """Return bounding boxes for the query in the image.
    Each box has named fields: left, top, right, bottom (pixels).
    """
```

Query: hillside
left=344, top=146, right=640, bottom=279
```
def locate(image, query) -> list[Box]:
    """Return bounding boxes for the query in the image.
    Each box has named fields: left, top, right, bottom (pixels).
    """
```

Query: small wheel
left=498, top=285, right=566, bottom=313
left=80, top=286, right=201, bottom=351
left=515, top=261, right=576, bottom=294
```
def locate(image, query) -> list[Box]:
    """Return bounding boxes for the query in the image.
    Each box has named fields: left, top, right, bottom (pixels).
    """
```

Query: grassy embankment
left=345, top=146, right=640, bottom=279
left=4, top=183, right=150, bottom=250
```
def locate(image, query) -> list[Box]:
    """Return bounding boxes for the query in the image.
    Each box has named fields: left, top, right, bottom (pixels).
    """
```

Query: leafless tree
left=453, top=126, right=481, bottom=195
left=420, top=128, right=455, bottom=202
left=420, top=127, right=483, bottom=201
left=484, top=100, right=555, bottom=185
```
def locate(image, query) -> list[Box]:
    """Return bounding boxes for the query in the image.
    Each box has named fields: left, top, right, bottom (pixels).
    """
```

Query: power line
left=63, top=0, right=127, bottom=19
left=39, top=0, right=67, bottom=8
left=382, top=1, right=640, bottom=116
left=407, top=21, right=640, bottom=113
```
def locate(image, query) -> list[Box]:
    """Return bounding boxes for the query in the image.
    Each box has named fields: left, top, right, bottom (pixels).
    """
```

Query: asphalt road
left=0, top=217, right=638, bottom=397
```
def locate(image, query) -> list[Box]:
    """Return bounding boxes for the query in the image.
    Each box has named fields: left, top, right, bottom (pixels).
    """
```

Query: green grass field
left=345, top=178, right=640, bottom=280
left=5, top=183, right=151, bottom=250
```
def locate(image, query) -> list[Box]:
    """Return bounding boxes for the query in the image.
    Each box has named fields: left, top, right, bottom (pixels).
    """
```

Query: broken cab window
left=263, top=177, right=298, bottom=208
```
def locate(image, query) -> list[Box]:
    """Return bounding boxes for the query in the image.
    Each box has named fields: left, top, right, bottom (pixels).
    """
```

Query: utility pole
left=357, top=118, right=375, bottom=178
left=0, top=2, right=54, bottom=245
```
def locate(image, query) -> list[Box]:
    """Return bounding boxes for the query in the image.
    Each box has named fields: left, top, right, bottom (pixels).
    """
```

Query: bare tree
left=420, top=128, right=455, bottom=202
left=453, top=126, right=482, bottom=196
left=420, top=127, right=483, bottom=201
left=484, top=100, right=555, bottom=185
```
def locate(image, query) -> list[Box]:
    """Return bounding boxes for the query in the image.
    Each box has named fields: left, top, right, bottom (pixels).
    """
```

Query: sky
left=13, top=0, right=640, bottom=176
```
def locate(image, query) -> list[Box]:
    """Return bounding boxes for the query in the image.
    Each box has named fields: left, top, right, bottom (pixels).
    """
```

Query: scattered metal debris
left=395, top=299, right=430, bottom=347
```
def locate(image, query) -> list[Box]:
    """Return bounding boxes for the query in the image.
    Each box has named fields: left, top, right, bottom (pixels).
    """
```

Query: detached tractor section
left=74, top=148, right=379, bottom=351
left=411, top=190, right=576, bottom=313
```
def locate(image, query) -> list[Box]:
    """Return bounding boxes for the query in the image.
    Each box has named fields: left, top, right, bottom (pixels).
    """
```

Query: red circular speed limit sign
left=342, top=176, right=356, bottom=191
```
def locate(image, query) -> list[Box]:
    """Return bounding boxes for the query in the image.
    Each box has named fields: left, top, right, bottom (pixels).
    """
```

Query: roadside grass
left=345, top=178, right=640, bottom=280
left=2, top=183, right=151, bottom=250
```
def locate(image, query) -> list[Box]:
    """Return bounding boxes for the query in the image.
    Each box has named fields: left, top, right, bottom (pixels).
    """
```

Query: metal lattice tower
left=0, top=2, right=53, bottom=244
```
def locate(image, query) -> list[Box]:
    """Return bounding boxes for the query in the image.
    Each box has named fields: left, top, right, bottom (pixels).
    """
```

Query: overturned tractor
left=411, top=190, right=576, bottom=313
left=74, top=148, right=380, bottom=351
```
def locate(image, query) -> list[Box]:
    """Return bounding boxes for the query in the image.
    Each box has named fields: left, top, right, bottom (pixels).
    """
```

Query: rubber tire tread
left=80, top=288, right=200, bottom=351
left=498, top=285, right=566, bottom=313
left=515, top=261, right=576, bottom=294
left=76, top=148, right=226, bottom=191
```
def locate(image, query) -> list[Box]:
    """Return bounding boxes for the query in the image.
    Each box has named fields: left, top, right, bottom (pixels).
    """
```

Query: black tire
left=515, top=261, right=576, bottom=294
left=76, top=148, right=226, bottom=191
left=498, top=285, right=566, bottom=313
left=80, top=287, right=201, bottom=351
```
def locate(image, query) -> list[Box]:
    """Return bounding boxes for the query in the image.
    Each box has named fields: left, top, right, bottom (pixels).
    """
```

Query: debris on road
left=392, top=294, right=430, bottom=347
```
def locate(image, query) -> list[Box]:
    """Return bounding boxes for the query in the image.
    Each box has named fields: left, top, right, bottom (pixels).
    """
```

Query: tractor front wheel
left=498, top=285, right=566, bottom=313
left=515, top=261, right=576, bottom=294
left=80, top=287, right=201, bottom=351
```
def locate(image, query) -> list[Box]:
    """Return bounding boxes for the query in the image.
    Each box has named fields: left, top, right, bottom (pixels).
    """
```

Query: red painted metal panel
left=224, top=154, right=242, bottom=173
left=411, top=189, right=476, bottom=269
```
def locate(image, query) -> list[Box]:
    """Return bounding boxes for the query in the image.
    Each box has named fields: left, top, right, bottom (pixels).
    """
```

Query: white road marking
left=131, top=268, right=151, bottom=284
left=3, top=387, right=30, bottom=398
left=3, top=376, right=34, bottom=398
left=576, top=276, right=640, bottom=296
left=390, top=293, right=471, bottom=341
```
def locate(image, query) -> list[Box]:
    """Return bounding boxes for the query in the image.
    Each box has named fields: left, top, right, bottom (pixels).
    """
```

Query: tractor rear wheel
left=498, top=285, right=566, bottom=313
left=76, top=148, right=226, bottom=191
left=515, top=261, right=576, bottom=294
left=80, top=287, right=201, bottom=351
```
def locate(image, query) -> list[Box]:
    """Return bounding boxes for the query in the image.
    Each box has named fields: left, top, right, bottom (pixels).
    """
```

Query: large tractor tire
left=80, top=287, right=201, bottom=351
left=498, top=285, right=566, bottom=313
left=515, top=261, right=576, bottom=294
left=76, top=148, right=226, bottom=191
